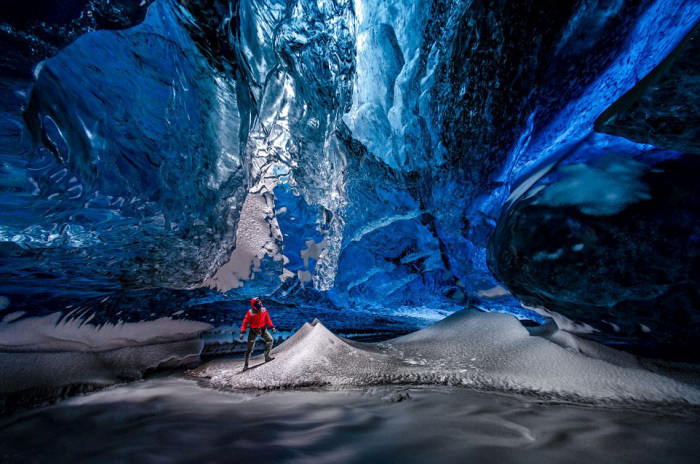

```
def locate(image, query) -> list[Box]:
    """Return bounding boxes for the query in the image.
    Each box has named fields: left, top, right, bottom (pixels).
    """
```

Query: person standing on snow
left=239, top=296, right=277, bottom=371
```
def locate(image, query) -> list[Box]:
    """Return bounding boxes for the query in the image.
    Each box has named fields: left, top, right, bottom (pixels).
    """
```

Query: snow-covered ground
left=194, top=310, right=700, bottom=405
left=2, top=310, right=699, bottom=462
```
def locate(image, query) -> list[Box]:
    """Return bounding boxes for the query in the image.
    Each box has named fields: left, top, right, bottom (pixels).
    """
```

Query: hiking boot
left=265, top=356, right=275, bottom=362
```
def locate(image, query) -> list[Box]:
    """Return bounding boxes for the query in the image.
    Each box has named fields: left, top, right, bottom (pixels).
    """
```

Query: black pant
left=245, top=328, right=274, bottom=364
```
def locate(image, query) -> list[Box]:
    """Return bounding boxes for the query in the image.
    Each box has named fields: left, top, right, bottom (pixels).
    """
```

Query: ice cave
left=0, top=0, right=699, bottom=462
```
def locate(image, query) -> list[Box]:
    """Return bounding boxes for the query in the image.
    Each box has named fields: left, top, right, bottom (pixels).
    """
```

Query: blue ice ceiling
left=0, top=0, right=698, bottom=359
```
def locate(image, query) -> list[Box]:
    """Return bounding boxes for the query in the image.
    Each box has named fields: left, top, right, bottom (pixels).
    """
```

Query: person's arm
left=265, top=310, right=276, bottom=333
left=239, top=312, right=250, bottom=340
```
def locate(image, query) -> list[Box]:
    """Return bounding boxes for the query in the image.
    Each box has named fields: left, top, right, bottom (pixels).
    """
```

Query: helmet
left=251, top=297, right=262, bottom=310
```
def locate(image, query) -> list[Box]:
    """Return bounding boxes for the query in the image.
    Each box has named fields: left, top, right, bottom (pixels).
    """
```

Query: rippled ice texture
left=2, top=0, right=700, bottom=363
left=0, top=375, right=698, bottom=464
left=0, top=313, right=210, bottom=397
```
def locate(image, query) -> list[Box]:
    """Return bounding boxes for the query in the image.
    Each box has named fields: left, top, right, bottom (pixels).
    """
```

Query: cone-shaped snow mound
left=192, top=311, right=700, bottom=405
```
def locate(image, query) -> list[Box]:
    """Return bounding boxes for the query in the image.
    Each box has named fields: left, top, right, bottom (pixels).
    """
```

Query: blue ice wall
left=1, top=0, right=699, bottom=357
left=2, top=1, right=245, bottom=298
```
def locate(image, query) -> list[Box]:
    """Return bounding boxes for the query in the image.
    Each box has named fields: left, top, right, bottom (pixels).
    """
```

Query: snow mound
left=192, top=311, right=700, bottom=405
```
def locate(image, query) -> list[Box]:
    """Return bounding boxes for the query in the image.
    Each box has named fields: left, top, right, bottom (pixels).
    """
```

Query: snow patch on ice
left=204, top=191, right=284, bottom=292
left=476, top=285, right=511, bottom=299
left=524, top=304, right=599, bottom=335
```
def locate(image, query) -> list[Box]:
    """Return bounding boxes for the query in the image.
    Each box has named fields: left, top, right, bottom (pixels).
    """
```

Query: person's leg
left=261, top=329, right=274, bottom=361
left=244, top=331, right=256, bottom=370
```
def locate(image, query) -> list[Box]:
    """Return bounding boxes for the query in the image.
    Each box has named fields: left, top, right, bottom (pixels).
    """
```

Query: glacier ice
left=596, top=22, right=700, bottom=154
left=0, top=0, right=699, bottom=368
left=533, top=154, right=651, bottom=216
left=6, top=0, right=246, bottom=293
left=488, top=140, right=700, bottom=359
left=0, top=0, right=156, bottom=79
left=0, top=312, right=210, bottom=410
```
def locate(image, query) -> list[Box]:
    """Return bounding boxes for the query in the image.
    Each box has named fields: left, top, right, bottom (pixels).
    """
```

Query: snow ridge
left=193, top=311, right=700, bottom=405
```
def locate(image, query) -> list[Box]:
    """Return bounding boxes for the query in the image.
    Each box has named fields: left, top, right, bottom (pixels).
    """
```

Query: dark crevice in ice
left=595, top=20, right=700, bottom=154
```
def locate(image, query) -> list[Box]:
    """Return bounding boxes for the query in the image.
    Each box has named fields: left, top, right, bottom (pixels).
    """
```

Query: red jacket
left=240, top=308, right=274, bottom=333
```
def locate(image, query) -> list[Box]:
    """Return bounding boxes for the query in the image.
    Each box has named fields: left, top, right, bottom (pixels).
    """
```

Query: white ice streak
left=0, top=312, right=210, bottom=352
left=476, top=285, right=511, bottom=299
left=193, top=311, right=700, bottom=405
left=0, top=313, right=211, bottom=395
left=204, top=191, right=285, bottom=292
left=535, top=157, right=651, bottom=216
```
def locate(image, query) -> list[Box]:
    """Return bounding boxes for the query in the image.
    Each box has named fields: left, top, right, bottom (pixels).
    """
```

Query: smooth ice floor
left=1, top=373, right=699, bottom=464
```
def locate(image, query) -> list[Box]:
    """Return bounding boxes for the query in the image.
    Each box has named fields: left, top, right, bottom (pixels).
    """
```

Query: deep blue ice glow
left=0, top=0, right=698, bottom=357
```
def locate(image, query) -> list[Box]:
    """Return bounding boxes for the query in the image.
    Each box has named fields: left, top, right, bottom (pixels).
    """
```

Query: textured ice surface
left=596, top=22, right=700, bottom=154
left=0, top=0, right=156, bottom=78
left=0, top=313, right=210, bottom=398
left=193, top=311, right=700, bottom=405
left=534, top=156, right=651, bottom=216
left=3, top=0, right=246, bottom=294
left=0, top=312, right=210, bottom=351
left=489, top=147, right=700, bottom=359
left=204, top=192, right=285, bottom=293
left=2, top=376, right=699, bottom=463
left=1, top=0, right=700, bottom=359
